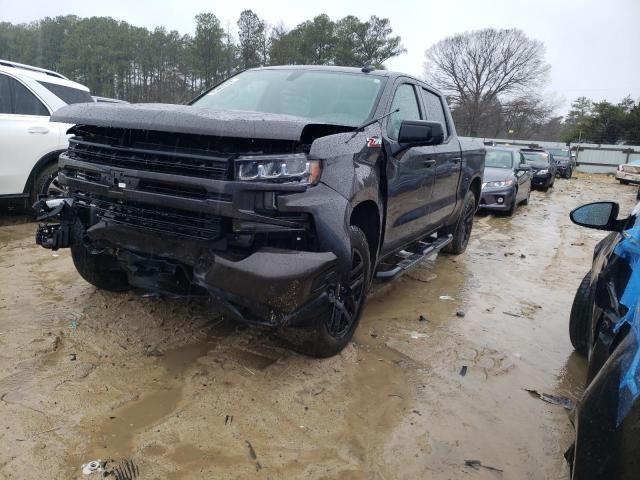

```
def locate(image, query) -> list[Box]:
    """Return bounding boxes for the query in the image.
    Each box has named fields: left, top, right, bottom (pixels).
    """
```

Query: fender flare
left=22, top=149, right=65, bottom=194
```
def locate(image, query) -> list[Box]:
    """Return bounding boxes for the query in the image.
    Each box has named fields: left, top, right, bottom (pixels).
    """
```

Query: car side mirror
left=570, top=201, right=621, bottom=231
left=397, top=120, right=444, bottom=148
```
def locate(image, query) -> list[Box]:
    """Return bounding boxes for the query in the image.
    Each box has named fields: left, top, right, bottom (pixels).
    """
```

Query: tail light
left=618, top=165, right=624, bottom=171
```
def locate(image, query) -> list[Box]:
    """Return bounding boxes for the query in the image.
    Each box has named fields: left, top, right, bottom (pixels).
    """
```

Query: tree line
left=3, top=16, right=638, bottom=145
left=561, top=96, right=640, bottom=145
left=0, top=12, right=404, bottom=103
left=425, top=28, right=640, bottom=145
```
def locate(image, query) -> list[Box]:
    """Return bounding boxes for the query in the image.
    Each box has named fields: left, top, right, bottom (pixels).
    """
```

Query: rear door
left=382, top=81, right=436, bottom=254
left=419, top=88, right=462, bottom=228
left=0, top=73, right=55, bottom=195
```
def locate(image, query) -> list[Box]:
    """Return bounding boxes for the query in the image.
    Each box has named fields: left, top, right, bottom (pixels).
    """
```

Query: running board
left=374, top=235, right=452, bottom=282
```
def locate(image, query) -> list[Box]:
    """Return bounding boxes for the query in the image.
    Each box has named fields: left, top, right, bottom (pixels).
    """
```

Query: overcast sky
left=1, top=0, right=638, bottom=114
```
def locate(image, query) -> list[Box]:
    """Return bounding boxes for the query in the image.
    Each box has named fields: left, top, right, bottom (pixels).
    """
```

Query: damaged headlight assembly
left=536, top=169, right=549, bottom=175
left=235, top=154, right=321, bottom=185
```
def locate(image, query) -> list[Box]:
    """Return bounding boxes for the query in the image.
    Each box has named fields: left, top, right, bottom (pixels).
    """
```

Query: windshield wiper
left=345, top=108, right=399, bottom=143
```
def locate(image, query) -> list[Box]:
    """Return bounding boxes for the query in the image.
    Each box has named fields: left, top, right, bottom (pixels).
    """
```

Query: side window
left=421, top=89, right=449, bottom=137
left=8, top=77, right=49, bottom=116
left=387, top=83, right=422, bottom=141
left=0, top=74, right=11, bottom=114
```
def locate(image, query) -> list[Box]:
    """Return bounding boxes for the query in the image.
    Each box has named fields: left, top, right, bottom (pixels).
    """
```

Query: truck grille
left=67, top=137, right=230, bottom=180
left=77, top=194, right=224, bottom=241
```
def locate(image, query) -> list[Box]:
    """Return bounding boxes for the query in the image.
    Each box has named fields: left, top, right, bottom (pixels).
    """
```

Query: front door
left=382, top=82, right=436, bottom=254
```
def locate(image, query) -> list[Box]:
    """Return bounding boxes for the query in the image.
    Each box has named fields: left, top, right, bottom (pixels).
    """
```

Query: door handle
left=28, top=126, right=49, bottom=134
left=423, top=159, right=436, bottom=167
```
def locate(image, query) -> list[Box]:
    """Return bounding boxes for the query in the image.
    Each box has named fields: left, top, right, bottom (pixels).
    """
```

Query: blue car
left=567, top=200, right=640, bottom=479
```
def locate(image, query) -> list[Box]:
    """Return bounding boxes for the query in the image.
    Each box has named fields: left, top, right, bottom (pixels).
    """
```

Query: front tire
left=442, top=190, right=476, bottom=255
left=506, top=191, right=517, bottom=216
left=70, top=222, right=130, bottom=292
left=31, top=162, right=64, bottom=205
left=569, top=271, right=595, bottom=356
left=301, top=226, right=371, bottom=358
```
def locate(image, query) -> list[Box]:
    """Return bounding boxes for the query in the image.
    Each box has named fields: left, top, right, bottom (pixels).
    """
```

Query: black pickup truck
left=34, top=66, right=484, bottom=357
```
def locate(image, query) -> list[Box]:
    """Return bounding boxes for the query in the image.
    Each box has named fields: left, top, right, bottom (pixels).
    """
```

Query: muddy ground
left=0, top=174, right=637, bottom=479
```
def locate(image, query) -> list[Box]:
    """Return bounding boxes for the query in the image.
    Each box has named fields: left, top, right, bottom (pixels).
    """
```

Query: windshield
left=547, top=148, right=570, bottom=158
left=485, top=150, right=514, bottom=169
left=522, top=151, right=550, bottom=165
left=192, top=69, right=384, bottom=127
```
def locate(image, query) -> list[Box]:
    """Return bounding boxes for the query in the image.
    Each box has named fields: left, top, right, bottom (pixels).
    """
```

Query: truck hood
left=483, top=167, right=514, bottom=183
left=50, top=103, right=353, bottom=142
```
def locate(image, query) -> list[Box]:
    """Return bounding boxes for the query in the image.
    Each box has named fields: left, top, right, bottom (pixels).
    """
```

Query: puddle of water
left=86, top=340, right=216, bottom=458
left=168, top=444, right=207, bottom=464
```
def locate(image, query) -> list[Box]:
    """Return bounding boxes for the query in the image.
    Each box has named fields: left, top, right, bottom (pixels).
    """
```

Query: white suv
left=0, top=60, right=92, bottom=209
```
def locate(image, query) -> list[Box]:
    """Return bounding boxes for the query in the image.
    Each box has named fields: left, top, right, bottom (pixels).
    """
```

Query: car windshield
left=485, top=150, right=514, bottom=169
left=522, top=151, right=550, bottom=165
left=548, top=148, right=570, bottom=158
left=192, top=69, right=384, bottom=127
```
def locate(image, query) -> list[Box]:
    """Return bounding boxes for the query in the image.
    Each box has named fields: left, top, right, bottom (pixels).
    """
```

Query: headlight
left=537, top=169, right=549, bottom=175
left=235, top=154, right=321, bottom=185
left=484, top=179, right=514, bottom=188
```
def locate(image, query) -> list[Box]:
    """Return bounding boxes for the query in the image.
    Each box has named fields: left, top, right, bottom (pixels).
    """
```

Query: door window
left=387, top=83, right=422, bottom=140
left=0, top=74, right=11, bottom=114
left=0, top=74, right=49, bottom=116
left=421, top=88, right=449, bottom=137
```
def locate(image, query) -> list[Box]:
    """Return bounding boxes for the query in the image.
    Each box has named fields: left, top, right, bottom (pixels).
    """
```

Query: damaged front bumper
left=34, top=197, right=76, bottom=250
left=35, top=200, right=339, bottom=327
left=34, top=150, right=350, bottom=328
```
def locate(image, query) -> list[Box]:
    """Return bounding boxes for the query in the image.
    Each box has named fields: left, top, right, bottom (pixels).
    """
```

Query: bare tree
left=424, top=28, right=550, bottom=136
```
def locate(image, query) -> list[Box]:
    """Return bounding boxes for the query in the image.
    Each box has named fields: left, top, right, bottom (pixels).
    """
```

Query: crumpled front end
left=35, top=125, right=352, bottom=328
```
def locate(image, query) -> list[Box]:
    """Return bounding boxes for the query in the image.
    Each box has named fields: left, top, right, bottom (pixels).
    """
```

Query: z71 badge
left=366, top=136, right=382, bottom=148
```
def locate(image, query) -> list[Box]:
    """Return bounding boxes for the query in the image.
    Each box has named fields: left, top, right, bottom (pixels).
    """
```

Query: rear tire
left=569, top=271, right=595, bottom=356
left=300, top=226, right=371, bottom=358
left=442, top=190, right=476, bottom=255
left=70, top=222, right=130, bottom=292
left=619, top=179, right=629, bottom=185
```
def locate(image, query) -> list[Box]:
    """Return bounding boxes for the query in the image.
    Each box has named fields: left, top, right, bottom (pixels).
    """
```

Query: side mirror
left=398, top=120, right=444, bottom=147
left=570, top=201, right=620, bottom=231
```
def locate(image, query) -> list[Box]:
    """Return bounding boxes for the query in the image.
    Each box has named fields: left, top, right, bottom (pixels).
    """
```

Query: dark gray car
left=479, top=147, right=532, bottom=215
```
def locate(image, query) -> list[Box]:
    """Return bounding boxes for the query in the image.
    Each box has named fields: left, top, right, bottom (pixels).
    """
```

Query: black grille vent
left=77, top=195, right=224, bottom=240
left=67, top=137, right=230, bottom=180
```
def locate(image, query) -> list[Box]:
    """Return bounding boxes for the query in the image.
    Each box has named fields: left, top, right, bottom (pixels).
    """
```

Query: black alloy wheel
left=326, top=248, right=366, bottom=339
left=460, top=195, right=475, bottom=247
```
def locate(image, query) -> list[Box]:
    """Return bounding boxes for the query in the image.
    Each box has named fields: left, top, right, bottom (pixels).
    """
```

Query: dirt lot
left=0, top=174, right=637, bottom=479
